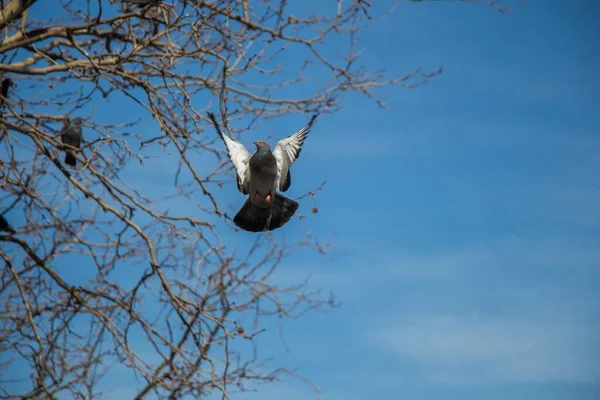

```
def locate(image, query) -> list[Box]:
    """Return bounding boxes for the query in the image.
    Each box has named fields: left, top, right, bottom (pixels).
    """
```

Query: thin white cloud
left=270, top=249, right=487, bottom=302
left=274, top=234, right=600, bottom=303
left=369, top=314, right=600, bottom=385
left=275, top=235, right=600, bottom=387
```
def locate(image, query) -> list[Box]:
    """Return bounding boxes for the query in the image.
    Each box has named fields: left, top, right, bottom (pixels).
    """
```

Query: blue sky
left=235, top=1, right=600, bottom=399
left=2, top=1, right=599, bottom=399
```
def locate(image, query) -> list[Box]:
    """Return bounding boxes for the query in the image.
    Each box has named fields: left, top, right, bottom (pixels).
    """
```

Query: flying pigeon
left=0, top=215, right=16, bottom=234
left=61, top=117, right=84, bottom=167
left=208, top=112, right=319, bottom=232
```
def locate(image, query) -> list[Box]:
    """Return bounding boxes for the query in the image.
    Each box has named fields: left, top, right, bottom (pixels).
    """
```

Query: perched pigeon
left=122, top=0, right=161, bottom=7
left=0, top=77, right=13, bottom=110
left=0, top=215, right=15, bottom=234
left=61, top=117, right=84, bottom=167
left=208, top=112, right=319, bottom=232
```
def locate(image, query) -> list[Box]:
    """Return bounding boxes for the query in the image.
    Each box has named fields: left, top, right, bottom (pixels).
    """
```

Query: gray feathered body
left=232, top=144, right=299, bottom=232
left=248, top=150, right=278, bottom=208
left=61, top=118, right=83, bottom=166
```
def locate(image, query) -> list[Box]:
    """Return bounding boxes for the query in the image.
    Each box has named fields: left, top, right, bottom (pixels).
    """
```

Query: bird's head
left=253, top=139, right=270, bottom=152
left=63, top=117, right=83, bottom=127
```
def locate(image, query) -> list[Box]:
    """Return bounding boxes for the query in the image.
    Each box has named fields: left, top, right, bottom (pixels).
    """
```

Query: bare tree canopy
left=0, top=0, right=527, bottom=399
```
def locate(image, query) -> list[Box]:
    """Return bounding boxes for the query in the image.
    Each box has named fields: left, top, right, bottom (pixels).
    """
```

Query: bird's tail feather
left=268, top=193, right=299, bottom=230
left=233, top=193, right=299, bottom=232
left=64, top=152, right=77, bottom=167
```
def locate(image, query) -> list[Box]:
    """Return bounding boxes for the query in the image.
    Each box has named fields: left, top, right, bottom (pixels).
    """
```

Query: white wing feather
left=272, top=114, right=318, bottom=192
left=208, top=113, right=251, bottom=194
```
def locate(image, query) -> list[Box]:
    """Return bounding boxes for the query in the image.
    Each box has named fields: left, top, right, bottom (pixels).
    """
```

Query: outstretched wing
left=207, top=112, right=251, bottom=194
left=273, top=113, right=319, bottom=192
